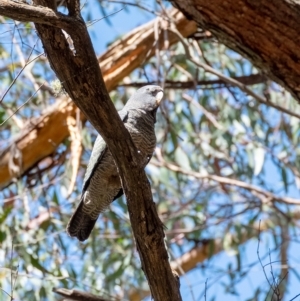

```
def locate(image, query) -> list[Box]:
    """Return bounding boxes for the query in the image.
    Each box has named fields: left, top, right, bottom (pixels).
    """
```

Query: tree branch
left=0, top=0, right=75, bottom=30
left=117, top=73, right=268, bottom=89
left=52, top=288, right=110, bottom=301
left=152, top=156, right=300, bottom=206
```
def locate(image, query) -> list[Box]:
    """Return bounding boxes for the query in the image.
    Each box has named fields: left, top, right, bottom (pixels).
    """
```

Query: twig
left=168, top=25, right=300, bottom=120
left=10, top=240, right=13, bottom=301
left=86, top=6, right=126, bottom=28
left=268, top=249, right=280, bottom=300
left=52, top=288, right=111, bottom=301
left=106, top=0, right=159, bottom=16
left=182, top=93, right=223, bottom=130
left=11, top=264, right=19, bottom=299
left=204, top=278, right=208, bottom=301
left=0, top=46, right=43, bottom=104
left=169, top=248, right=196, bottom=301
left=152, top=156, right=300, bottom=205
left=0, top=287, right=12, bottom=299
left=257, top=221, right=276, bottom=295
left=0, top=81, right=46, bottom=126
left=290, top=293, right=300, bottom=301
left=12, top=36, right=41, bottom=98
left=0, top=103, right=23, bottom=128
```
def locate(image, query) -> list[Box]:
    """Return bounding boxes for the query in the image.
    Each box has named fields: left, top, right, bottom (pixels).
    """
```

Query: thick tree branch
left=0, top=1, right=183, bottom=300
left=0, top=0, right=75, bottom=30
left=170, top=0, right=300, bottom=102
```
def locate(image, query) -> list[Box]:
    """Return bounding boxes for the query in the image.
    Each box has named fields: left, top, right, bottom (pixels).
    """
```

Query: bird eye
left=151, top=90, right=158, bottom=96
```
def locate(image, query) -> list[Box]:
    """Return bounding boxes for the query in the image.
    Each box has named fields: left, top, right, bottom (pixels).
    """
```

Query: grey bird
left=67, top=85, right=163, bottom=241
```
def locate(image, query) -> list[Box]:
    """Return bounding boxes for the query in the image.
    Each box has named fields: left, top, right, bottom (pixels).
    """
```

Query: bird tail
left=66, top=199, right=97, bottom=242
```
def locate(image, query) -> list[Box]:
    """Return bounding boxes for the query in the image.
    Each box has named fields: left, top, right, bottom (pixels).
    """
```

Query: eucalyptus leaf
left=175, top=146, right=191, bottom=170
left=253, top=147, right=265, bottom=176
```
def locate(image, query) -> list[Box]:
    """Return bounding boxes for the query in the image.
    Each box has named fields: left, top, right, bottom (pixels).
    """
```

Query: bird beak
left=156, top=91, right=164, bottom=106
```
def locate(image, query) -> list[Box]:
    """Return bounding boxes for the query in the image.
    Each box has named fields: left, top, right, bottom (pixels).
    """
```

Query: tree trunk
left=170, top=0, right=300, bottom=102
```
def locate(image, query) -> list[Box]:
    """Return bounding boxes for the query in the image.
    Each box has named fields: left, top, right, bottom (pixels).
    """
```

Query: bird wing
left=81, top=109, right=128, bottom=193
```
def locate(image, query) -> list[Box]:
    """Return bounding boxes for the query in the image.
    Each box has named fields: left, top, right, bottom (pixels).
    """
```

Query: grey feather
left=82, top=109, right=128, bottom=192
left=66, top=85, right=163, bottom=241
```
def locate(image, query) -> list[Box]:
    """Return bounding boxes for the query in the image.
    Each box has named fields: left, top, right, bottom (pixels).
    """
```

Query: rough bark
left=0, top=8, right=197, bottom=189
left=0, top=1, right=74, bottom=28
left=0, top=2, right=183, bottom=300
left=170, top=0, right=300, bottom=102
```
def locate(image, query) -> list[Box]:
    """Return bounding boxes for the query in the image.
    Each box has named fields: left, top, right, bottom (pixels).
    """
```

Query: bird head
left=125, top=85, right=164, bottom=112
